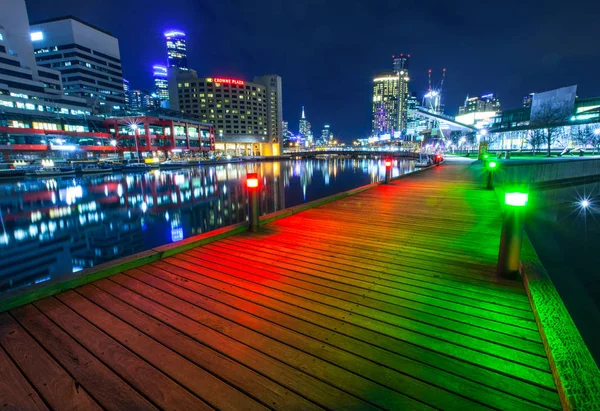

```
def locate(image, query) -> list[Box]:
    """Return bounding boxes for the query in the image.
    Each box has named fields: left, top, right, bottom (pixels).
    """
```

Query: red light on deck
left=436, top=155, right=442, bottom=160
left=246, top=173, right=259, bottom=188
left=385, top=160, right=392, bottom=167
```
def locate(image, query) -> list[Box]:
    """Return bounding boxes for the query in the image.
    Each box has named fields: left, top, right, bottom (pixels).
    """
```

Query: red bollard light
left=246, top=173, right=259, bottom=188
left=435, top=154, right=443, bottom=166
left=246, top=173, right=260, bottom=232
left=384, top=159, right=392, bottom=183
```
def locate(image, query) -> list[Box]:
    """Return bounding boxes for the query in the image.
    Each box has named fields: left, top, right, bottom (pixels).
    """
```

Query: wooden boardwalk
left=0, top=161, right=562, bottom=410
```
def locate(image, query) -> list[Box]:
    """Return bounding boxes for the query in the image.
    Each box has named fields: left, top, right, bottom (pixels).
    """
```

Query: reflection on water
left=0, top=157, right=415, bottom=295
left=527, top=181, right=600, bottom=367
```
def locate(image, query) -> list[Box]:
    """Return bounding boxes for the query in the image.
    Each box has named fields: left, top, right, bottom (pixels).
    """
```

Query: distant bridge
left=288, top=150, right=420, bottom=159
left=415, top=108, right=477, bottom=132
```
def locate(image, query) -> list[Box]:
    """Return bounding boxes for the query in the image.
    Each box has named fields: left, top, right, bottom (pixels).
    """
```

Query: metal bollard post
left=486, top=161, right=497, bottom=189
left=246, top=173, right=260, bottom=232
left=384, top=159, right=392, bottom=184
left=497, top=192, right=528, bottom=279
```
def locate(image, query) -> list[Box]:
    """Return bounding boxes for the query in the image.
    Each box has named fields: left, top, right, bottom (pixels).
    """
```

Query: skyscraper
left=153, top=65, right=169, bottom=107
left=123, top=78, right=130, bottom=108
left=321, top=125, right=331, bottom=145
left=371, top=72, right=399, bottom=137
left=299, top=106, right=312, bottom=143
left=165, top=30, right=187, bottom=70
left=30, top=16, right=126, bottom=111
left=392, top=54, right=410, bottom=135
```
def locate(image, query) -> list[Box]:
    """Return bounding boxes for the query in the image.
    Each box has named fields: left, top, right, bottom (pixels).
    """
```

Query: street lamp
left=110, top=139, right=117, bottom=157
left=130, top=124, right=140, bottom=162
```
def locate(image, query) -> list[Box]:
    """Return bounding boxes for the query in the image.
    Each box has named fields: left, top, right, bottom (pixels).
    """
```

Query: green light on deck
left=488, top=161, right=497, bottom=169
left=483, top=154, right=489, bottom=159
left=505, top=192, right=528, bottom=207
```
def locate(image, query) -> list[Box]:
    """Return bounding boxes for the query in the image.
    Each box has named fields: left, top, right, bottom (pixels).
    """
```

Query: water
left=526, top=181, right=600, bottom=367
left=0, top=157, right=415, bottom=296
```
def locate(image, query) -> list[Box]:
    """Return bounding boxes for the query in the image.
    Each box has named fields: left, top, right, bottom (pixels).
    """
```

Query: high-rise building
left=282, top=121, right=291, bottom=146
left=165, top=30, right=187, bottom=70
left=321, top=125, right=331, bottom=145
left=406, top=92, right=420, bottom=140
left=299, top=106, right=312, bottom=143
left=169, top=72, right=282, bottom=155
left=153, top=65, right=169, bottom=107
left=254, top=74, right=282, bottom=145
left=371, top=71, right=399, bottom=137
left=392, top=54, right=410, bottom=135
left=128, top=90, right=152, bottom=110
left=123, top=78, right=130, bottom=107
left=30, top=16, right=126, bottom=111
left=458, top=93, right=501, bottom=115
left=0, top=0, right=93, bottom=124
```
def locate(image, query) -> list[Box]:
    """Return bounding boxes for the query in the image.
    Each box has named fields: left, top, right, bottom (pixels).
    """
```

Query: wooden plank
left=104, top=274, right=434, bottom=410
left=178, top=249, right=546, bottom=365
left=92, top=278, right=382, bottom=410
left=0, top=312, right=101, bottom=411
left=134, top=263, right=560, bottom=410
left=10, top=303, right=157, bottom=411
left=216, top=237, right=534, bottom=314
left=123, top=268, right=491, bottom=410
left=163, top=255, right=557, bottom=390
left=54, top=290, right=267, bottom=411
left=187, top=245, right=544, bottom=349
left=75, top=284, right=320, bottom=411
left=33, top=296, right=213, bottom=411
left=0, top=344, right=48, bottom=411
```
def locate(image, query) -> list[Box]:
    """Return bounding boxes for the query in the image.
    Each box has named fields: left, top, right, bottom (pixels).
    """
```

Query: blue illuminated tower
left=153, top=65, right=169, bottom=107
left=164, top=30, right=187, bottom=70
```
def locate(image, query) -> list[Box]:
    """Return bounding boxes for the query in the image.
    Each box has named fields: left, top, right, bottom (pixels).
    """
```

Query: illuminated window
left=184, top=83, right=190, bottom=87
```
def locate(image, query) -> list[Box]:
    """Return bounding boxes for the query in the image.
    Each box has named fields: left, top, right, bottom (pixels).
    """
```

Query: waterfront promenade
left=0, top=159, right=562, bottom=410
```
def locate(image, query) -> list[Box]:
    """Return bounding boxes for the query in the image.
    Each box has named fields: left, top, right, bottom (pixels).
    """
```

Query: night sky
left=26, top=0, right=600, bottom=141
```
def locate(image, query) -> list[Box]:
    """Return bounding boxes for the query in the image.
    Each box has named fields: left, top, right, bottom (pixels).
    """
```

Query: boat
left=0, top=168, right=26, bottom=179
left=415, top=153, right=433, bottom=168
left=159, top=160, right=191, bottom=169
left=78, top=164, right=113, bottom=175
left=26, top=167, right=76, bottom=177
left=122, top=162, right=151, bottom=172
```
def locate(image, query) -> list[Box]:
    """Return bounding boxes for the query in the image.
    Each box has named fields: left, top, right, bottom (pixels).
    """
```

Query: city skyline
left=23, top=0, right=600, bottom=140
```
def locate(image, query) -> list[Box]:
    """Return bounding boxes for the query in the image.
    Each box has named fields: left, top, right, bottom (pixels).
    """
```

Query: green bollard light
left=497, top=192, right=528, bottom=279
left=486, top=161, right=497, bottom=189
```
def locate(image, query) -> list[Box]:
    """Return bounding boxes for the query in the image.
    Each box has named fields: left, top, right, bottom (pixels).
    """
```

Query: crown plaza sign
left=212, top=78, right=245, bottom=85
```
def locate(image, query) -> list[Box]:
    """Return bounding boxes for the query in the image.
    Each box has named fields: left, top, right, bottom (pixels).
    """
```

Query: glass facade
left=165, top=31, right=187, bottom=70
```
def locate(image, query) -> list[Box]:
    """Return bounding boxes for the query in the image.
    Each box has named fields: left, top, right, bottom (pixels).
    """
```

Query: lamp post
left=384, top=159, right=392, bottom=184
left=497, top=191, right=528, bottom=279
left=110, top=139, right=117, bottom=158
left=130, top=124, right=140, bottom=162
left=246, top=173, right=260, bottom=232
left=486, top=160, right=497, bottom=189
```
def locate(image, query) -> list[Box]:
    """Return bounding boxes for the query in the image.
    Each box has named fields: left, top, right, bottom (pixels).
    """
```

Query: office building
left=299, top=106, right=312, bottom=143
left=0, top=0, right=94, bottom=132
left=165, top=30, right=187, bottom=70
left=169, top=72, right=282, bottom=155
left=123, top=78, right=130, bottom=107
left=321, top=124, right=331, bottom=145
left=128, top=90, right=153, bottom=110
left=153, top=65, right=169, bottom=107
left=458, top=93, right=501, bottom=115
left=371, top=71, right=399, bottom=137
left=392, top=54, right=410, bottom=134
left=30, top=16, right=126, bottom=111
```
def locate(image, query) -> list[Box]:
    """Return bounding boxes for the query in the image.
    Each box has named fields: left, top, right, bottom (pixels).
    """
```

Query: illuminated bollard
left=246, top=173, right=260, bottom=232
left=497, top=192, right=528, bottom=279
left=486, top=161, right=497, bottom=189
left=384, top=159, right=392, bottom=184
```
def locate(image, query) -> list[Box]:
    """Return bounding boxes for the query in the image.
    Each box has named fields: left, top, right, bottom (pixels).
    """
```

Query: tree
left=589, top=127, right=600, bottom=154
left=570, top=124, right=591, bottom=150
left=529, top=101, right=571, bottom=156
left=526, top=129, right=545, bottom=155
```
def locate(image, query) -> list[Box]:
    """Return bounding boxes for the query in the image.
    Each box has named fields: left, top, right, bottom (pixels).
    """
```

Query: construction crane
left=423, top=68, right=446, bottom=114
